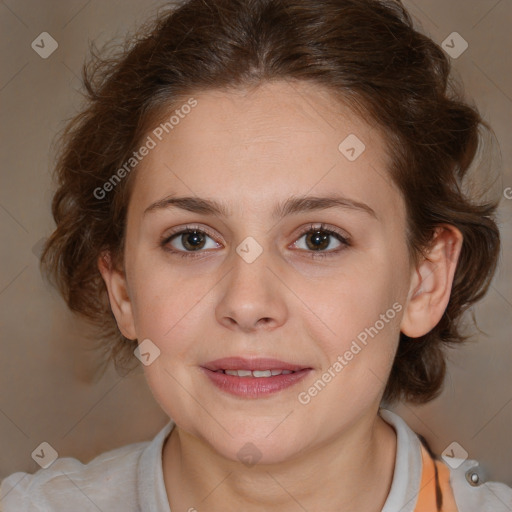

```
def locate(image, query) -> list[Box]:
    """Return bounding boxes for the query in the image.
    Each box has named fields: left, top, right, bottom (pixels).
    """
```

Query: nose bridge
left=228, top=234, right=274, bottom=297
left=216, top=234, right=286, bottom=329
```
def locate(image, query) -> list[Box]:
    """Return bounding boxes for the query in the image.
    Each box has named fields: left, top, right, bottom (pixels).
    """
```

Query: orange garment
left=414, top=442, right=459, bottom=512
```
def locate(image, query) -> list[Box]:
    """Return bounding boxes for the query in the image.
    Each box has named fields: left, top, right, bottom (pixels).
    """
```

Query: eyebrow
left=143, top=194, right=378, bottom=220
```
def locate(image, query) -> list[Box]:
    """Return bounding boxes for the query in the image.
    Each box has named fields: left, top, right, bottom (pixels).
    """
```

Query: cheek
left=295, top=250, right=404, bottom=400
left=301, top=281, right=401, bottom=414
left=304, top=255, right=402, bottom=343
left=129, top=265, right=209, bottom=417
left=127, top=257, right=196, bottom=342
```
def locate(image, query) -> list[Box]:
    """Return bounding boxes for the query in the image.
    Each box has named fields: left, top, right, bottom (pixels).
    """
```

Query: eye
left=160, top=223, right=350, bottom=259
left=161, top=225, right=220, bottom=258
left=292, top=223, right=350, bottom=259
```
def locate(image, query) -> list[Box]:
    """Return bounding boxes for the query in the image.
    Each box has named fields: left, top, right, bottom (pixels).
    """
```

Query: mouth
left=202, top=356, right=310, bottom=372
left=212, top=368, right=297, bottom=377
left=200, top=357, right=313, bottom=398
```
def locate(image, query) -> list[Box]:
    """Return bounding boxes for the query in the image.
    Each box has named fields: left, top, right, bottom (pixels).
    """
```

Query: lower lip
left=201, top=368, right=312, bottom=398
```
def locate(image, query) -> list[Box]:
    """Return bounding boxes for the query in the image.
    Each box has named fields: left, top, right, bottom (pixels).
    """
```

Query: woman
left=1, top=0, right=510, bottom=510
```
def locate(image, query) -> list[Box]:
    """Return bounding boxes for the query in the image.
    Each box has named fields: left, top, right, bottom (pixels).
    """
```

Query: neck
left=162, top=409, right=397, bottom=512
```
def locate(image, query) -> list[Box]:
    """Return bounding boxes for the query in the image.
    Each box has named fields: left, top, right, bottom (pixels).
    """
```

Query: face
left=106, top=80, right=417, bottom=463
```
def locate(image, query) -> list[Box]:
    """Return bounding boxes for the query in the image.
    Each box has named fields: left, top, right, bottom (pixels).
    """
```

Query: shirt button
left=465, top=465, right=486, bottom=487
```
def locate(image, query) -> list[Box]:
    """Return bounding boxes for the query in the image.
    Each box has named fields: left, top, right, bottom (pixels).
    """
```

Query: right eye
left=161, top=225, right=221, bottom=257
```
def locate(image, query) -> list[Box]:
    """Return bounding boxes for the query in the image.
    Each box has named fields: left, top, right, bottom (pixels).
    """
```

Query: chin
left=204, top=429, right=305, bottom=467
left=223, top=442, right=295, bottom=467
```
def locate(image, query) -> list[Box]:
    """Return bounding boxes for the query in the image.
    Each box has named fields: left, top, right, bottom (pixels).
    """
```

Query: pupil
left=183, top=231, right=205, bottom=250
left=308, top=230, right=329, bottom=250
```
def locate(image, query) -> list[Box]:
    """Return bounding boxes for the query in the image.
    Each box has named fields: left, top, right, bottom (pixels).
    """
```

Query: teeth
left=253, top=370, right=272, bottom=378
left=222, top=369, right=295, bottom=377
left=235, top=370, right=253, bottom=377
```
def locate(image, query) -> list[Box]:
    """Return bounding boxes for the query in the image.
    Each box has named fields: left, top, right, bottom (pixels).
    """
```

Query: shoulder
left=447, top=457, right=512, bottom=512
left=378, top=408, right=512, bottom=512
left=0, top=438, right=150, bottom=512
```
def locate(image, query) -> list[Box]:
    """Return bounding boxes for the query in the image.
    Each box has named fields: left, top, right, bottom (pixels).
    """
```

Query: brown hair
left=40, top=0, right=501, bottom=404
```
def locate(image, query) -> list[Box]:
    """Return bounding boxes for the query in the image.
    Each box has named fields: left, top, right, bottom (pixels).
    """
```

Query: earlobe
left=97, top=252, right=137, bottom=340
left=400, top=225, right=463, bottom=338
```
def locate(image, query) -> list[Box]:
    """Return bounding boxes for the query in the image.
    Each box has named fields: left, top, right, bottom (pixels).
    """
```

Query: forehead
left=129, top=80, right=402, bottom=221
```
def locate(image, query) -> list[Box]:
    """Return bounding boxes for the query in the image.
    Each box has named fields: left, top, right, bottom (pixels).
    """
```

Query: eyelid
left=292, top=223, right=350, bottom=244
left=164, top=223, right=218, bottom=242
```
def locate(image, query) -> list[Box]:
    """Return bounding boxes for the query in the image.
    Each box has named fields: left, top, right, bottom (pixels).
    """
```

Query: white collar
left=138, top=408, right=423, bottom=512
left=379, top=408, right=423, bottom=511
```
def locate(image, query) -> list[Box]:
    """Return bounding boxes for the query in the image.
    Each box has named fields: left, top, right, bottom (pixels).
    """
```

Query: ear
left=400, top=225, right=463, bottom=338
left=97, top=251, right=137, bottom=340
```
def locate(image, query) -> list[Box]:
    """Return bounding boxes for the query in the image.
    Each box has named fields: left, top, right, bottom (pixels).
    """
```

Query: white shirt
left=1, top=408, right=511, bottom=511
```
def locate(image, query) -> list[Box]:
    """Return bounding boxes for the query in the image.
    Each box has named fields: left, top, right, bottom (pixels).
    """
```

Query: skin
left=99, top=80, right=463, bottom=511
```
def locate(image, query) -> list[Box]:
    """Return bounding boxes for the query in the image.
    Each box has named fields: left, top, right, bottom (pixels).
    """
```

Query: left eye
left=161, top=224, right=350, bottom=258
left=293, top=225, right=347, bottom=253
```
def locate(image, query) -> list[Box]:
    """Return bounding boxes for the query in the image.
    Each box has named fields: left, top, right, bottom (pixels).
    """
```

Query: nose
left=215, top=246, right=288, bottom=333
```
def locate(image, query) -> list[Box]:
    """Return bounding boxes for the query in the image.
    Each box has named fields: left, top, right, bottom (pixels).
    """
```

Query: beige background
left=1, top=0, right=511, bottom=488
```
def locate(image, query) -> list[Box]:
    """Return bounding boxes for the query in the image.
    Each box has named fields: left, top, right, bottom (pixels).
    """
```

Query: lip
left=200, top=357, right=313, bottom=399
left=202, top=357, right=310, bottom=372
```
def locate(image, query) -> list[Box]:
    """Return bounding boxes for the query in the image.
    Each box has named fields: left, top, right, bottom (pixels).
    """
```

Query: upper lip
left=202, top=357, right=311, bottom=372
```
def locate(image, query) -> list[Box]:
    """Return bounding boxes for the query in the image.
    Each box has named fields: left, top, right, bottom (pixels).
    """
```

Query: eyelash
left=160, top=223, right=351, bottom=260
